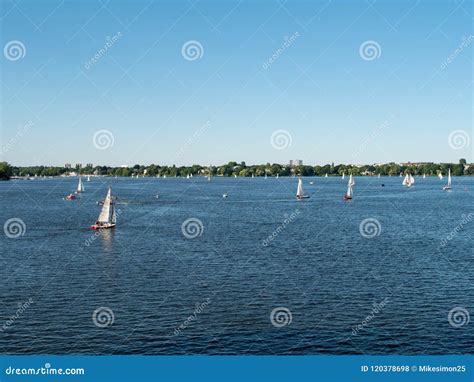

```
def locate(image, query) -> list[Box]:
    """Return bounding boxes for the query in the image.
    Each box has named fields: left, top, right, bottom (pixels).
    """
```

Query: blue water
left=0, top=176, right=473, bottom=354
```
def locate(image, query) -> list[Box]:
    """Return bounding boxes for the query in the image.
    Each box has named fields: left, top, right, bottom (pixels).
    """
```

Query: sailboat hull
left=343, top=195, right=352, bottom=200
left=296, top=195, right=310, bottom=200
left=91, top=223, right=116, bottom=230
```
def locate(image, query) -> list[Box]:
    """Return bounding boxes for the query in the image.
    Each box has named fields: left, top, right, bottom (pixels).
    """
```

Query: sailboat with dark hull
left=296, top=178, right=310, bottom=199
left=343, top=174, right=355, bottom=200
left=91, top=187, right=116, bottom=230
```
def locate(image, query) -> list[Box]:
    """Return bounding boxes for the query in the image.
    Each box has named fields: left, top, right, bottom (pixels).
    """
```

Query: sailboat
left=438, top=172, right=443, bottom=180
left=402, top=173, right=415, bottom=188
left=264, top=174, right=267, bottom=179
left=443, top=169, right=452, bottom=191
left=423, top=174, right=426, bottom=179
left=91, top=187, right=116, bottom=230
left=276, top=174, right=279, bottom=179
left=344, top=174, right=355, bottom=200
left=342, top=172, right=345, bottom=180
left=252, top=173, right=255, bottom=179
left=87, top=175, right=91, bottom=182
left=76, top=177, right=84, bottom=193
left=207, top=165, right=212, bottom=181
left=296, top=178, right=310, bottom=199
left=377, top=174, right=380, bottom=178
left=325, top=173, right=328, bottom=178
left=186, top=174, right=190, bottom=179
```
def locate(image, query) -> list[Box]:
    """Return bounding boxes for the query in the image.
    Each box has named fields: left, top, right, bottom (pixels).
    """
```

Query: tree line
left=1, top=159, right=471, bottom=179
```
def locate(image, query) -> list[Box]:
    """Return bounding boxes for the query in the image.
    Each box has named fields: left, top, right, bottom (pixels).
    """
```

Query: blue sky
left=1, top=0, right=472, bottom=166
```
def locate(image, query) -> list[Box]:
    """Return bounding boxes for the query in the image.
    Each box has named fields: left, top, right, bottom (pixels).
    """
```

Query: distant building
left=400, top=162, right=433, bottom=167
left=64, top=163, right=71, bottom=169
left=75, top=163, right=82, bottom=169
left=86, top=163, right=93, bottom=168
left=289, top=159, right=303, bottom=167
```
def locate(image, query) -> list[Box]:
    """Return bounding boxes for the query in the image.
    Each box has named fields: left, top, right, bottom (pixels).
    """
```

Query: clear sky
left=1, top=0, right=472, bottom=167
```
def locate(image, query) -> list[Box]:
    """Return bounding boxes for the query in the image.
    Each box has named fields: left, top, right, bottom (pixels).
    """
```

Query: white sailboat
left=423, top=174, right=426, bottom=179
left=87, top=175, right=91, bottom=182
left=443, top=168, right=452, bottom=190
left=342, top=172, right=345, bottom=180
left=276, top=174, right=279, bottom=179
left=207, top=165, right=211, bottom=181
left=91, top=187, right=116, bottom=230
left=252, top=173, right=254, bottom=179
left=325, top=173, right=328, bottom=178
left=438, top=172, right=443, bottom=180
left=264, top=173, right=267, bottom=179
left=377, top=174, right=380, bottom=178
left=344, top=174, right=355, bottom=200
left=76, top=177, right=84, bottom=193
left=296, top=178, right=310, bottom=199
left=402, top=173, right=415, bottom=188
left=186, top=174, right=190, bottom=179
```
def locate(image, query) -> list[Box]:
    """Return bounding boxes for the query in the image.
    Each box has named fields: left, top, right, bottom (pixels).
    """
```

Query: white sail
left=377, top=174, right=380, bottom=178
left=346, top=174, right=354, bottom=198
left=77, top=177, right=84, bottom=192
left=325, top=173, right=328, bottom=177
left=402, top=174, right=414, bottom=187
left=410, top=174, right=415, bottom=184
left=276, top=174, right=279, bottom=179
left=342, top=172, right=345, bottom=179
left=265, top=174, right=267, bottom=179
left=423, top=174, right=426, bottom=179
left=438, top=172, right=443, bottom=180
left=296, top=178, right=305, bottom=197
left=87, top=175, right=91, bottom=182
left=97, top=187, right=112, bottom=223
left=445, top=168, right=452, bottom=188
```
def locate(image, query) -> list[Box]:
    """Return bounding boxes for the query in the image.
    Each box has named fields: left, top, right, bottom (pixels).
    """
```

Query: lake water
left=0, top=176, right=473, bottom=354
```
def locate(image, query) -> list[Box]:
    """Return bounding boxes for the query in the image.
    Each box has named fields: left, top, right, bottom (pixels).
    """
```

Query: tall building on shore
left=64, top=163, right=71, bottom=169
left=289, top=159, right=303, bottom=167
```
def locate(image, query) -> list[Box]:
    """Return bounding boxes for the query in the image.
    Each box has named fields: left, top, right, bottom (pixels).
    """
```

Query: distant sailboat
left=344, top=174, right=355, bottom=200
left=234, top=174, right=237, bottom=178
left=91, top=187, right=116, bottom=230
left=342, top=172, right=345, bottom=180
left=325, top=173, right=328, bottom=178
left=186, top=174, right=190, bottom=179
left=264, top=173, right=267, bottom=179
left=423, top=174, right=426, bottom=179
left=76, top=177, right=84, bottom=193
left=443, top=168, right=452, bottom=191
left=438, top=172, right=443, bottom=180
left=377, top=174, right=380, bottom=178
left=402, top=173, right=415, bottom=188
left=276, top=174, right=279, bottom=179
left=207, top=165, right=211, bottom=181
left=87, top=175, right=91, bottom=182
left=296, top=178, right=310, bottom=199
